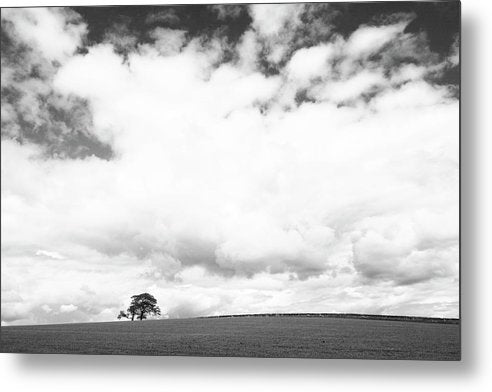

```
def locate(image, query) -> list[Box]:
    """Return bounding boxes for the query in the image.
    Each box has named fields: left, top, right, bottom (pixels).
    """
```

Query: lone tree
left=117, top=293, right=161, bottom=321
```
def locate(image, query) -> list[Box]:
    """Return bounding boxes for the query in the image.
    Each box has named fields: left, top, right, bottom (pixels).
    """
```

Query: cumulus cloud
left=148, top=27, right=187, bottom=56
left=1, top=8, right=86, bottom=63
left=60, top=304, right=78, bottom=313
left=41, top=304, right=53, bottom=313
left=1, top=5, right=459, bottom=325
left=249, top=4, right=304, bottom=38
left=314, top=69, right=386, bottom=103
left=286, top=43, right=336, bottom=84
left=248, top=3, right=306, bottom=64
left=345, top=21, right=409, bottom=59
left=1, top=8, right=112, bottom=159
left=103, top=20, right=139, bottom=55
left=36, top=250, right=65, bottom=260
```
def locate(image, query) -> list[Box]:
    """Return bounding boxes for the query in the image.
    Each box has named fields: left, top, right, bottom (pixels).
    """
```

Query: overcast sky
left=1, top=2, right=459, bottom=325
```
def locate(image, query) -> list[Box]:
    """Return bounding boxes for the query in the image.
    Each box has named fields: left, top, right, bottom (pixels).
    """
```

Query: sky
left=1, top=2, right=460, bottom=325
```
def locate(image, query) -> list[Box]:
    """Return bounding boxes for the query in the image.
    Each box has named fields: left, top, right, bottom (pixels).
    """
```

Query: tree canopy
left=117, top=293, right=161, bottom=321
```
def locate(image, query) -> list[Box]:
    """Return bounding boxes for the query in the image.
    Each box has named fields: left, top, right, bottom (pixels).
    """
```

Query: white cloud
left=345, top=22, right=408, bottom=59
left=59, top=304, right=78, bottom=313
left=371, top=81, right=452, bottom=111
left=235, top=29, right=261, bottom=72
left=247, top=3, right=306, bottom=64
left=313, top=70, right=386, bottom=103
left=352, top=211, right=458, bottom=285
left=448, top=36, right=460, bottom=66
left=41, top=304, right=53, bottom=313
left=148, top=27, right=187, bottom=56
left=249, top=3, right=304, bottom=38
left=286, top=43, right=336, bottom=83
left=1, top=8, right=86, bottom=63
left=390, top=63, right=428, bottom=84
left=36, top=250, right=65, bottom=260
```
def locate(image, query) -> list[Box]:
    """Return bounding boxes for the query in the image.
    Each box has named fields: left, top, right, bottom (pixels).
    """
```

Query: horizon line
left=1, top=312, right=460, bottom=327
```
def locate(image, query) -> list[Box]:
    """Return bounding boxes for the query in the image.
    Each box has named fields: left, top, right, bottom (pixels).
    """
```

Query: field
left=0, top=315, right=460, bottom=360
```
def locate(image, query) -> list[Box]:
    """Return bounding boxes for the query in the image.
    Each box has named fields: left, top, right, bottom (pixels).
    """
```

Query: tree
left=117, top=293, right=161, bottom=321
left=117, top=310, right=128, bottom=320
left=127, top=304, right=138, bottom=321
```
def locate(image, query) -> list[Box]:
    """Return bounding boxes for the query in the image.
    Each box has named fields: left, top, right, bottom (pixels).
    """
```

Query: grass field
left=0, top=315, right=460, bottom=360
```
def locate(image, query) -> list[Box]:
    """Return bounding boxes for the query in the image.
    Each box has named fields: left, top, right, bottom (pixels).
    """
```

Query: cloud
left=1, top=5, right=459, bottom=324
left=1, top=8, right=111, bottom=160
left=345, top=21, right=409, bottom=59
left=313, top=69, right=386, bottom=103
left=249, top=4, right=304, bottom=38
left=371, top=81, right=453, bottom=111
left=36, top=250, right=65, bottom=260
left=148, top=27, right=187, bottom=56
left=1, top=8, right=86, bottom=63
left=248, top=3, right=306, bottom=64
left=60, top=304, right=78, bottom=313
left=352, top=211, right=458, bottom=285
left=103, top=20, right=138, bottom=55
left=41, top=304, right=53, bottom=313
left=234, top=29, right=265, bottom=73
left=286, top=43, right=336, bottom=84
left=390, top=63, right=428, bottom=84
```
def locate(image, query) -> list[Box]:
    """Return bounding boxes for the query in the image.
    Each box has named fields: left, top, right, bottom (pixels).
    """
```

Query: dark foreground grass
left=0, top=316, right=460, bottom=360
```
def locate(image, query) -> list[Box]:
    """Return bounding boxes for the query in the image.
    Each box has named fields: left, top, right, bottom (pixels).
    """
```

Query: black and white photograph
left=1, top=1, right=460, bottom=360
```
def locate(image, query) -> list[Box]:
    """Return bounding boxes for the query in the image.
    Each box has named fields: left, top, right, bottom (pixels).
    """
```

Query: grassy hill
left=0, top=314, right=460, bottom=360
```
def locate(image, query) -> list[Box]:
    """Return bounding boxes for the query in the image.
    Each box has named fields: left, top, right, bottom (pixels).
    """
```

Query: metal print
left=0, top=2, right=460, bottom=359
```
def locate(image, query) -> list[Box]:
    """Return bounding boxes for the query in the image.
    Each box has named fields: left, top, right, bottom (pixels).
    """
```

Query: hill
left=0, top=314, right=460, bottom=360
